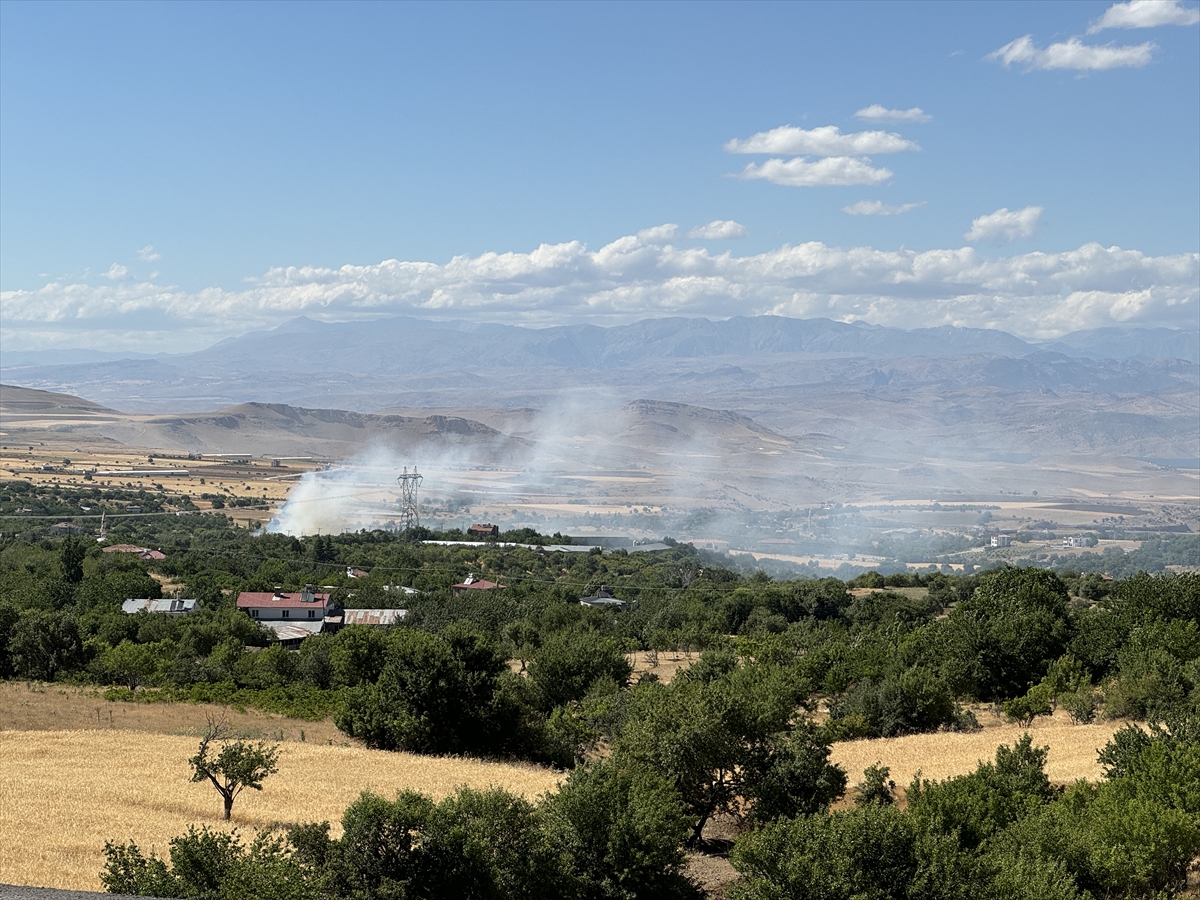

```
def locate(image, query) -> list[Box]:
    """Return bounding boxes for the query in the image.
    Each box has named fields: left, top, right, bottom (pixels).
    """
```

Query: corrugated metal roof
left=122, top=598, right=198, bottom=615
left=341, top=609, right=407, bottom=627
left=261, top=620, right=324, bottom=641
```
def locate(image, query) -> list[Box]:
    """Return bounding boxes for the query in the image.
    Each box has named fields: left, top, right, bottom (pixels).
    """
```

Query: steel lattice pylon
left=396, top=466, right=423, bottom=532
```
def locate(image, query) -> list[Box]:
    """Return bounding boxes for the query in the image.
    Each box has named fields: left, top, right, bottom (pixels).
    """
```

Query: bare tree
left=189, top=714, right=281, bottom=820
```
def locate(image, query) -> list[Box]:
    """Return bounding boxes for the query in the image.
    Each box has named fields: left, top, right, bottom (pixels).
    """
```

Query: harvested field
left=510, top=650, right=697, bottom=684
left=830, top=709, right=1130, bottom=794
left=0, top=729, right=562, bottom=892
left=0, top=682, right=347, bottom=744
left=629, top=649, right=696, bottom=684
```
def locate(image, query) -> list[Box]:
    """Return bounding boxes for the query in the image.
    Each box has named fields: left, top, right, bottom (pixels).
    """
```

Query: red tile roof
left=452, top=578, right=504, bottom=591
left=237, top=591, right=333, bottom=609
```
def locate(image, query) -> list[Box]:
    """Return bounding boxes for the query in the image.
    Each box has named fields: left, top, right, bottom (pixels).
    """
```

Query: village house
left=236, top=585, right=337, bottom=645
left=990, top=534, right=1012, bottom=548
left=451, top=573, right=505, bottom=595
left=467, top=523, right=500, bottom=538
left=104, top=544, right=167, bottom=560
left=579, top=585, right=625, bottom=609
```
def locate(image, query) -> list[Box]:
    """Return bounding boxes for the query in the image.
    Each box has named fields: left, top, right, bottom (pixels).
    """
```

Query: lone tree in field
left=189, top=715, right=280, bottom=820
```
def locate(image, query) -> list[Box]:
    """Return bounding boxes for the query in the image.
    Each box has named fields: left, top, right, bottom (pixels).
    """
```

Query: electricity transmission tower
left=396, top=467, right=423, bottom=532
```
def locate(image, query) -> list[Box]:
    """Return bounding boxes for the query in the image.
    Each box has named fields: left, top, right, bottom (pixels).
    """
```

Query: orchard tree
left=189, top=716, right=280, bottom=820
left=60, top=536, right=87, bottom=584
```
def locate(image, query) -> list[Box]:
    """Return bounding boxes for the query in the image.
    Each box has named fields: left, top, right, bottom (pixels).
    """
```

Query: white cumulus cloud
left=102, top=263, right=130, bottom=280
left=3, top=231, right=1195, bottom=348
left=725, top=124, right=918, bottom=156
left=137, top=245, right=161, bottom=262
left=1089, top=0, right=1200, bottom=32
left=965, top=206, right=1044, bottom=244
left=989, top=34, right=1156, bottom=70
left=842, top=200, right=926, bottom=216
left=738, top=157, right=893, bottom=188
left=635, top=224, right=680, bottom=244
left=854, top=105, right=932, bottom=123
left=688, top=220, right=748, bottom=240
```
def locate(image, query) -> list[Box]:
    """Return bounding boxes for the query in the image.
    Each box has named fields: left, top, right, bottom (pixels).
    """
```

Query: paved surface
left=0, top=886, right=166, bottom=899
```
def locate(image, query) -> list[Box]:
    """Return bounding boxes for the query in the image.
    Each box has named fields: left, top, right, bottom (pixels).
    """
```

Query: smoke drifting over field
left=265, top=394, right=797, bottom=540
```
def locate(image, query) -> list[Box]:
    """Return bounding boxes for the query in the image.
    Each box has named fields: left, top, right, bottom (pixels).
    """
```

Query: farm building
left=452, top=574, right=505, bottom=595
left=579, top=585, right=625, bottom=609
left=467, top=523, right=500, bottom=537
left=122, top=598, right=197, bottom=616
left=236, top=586, right=337, bottom=644
left=990, top=534, right=1012, bottom=548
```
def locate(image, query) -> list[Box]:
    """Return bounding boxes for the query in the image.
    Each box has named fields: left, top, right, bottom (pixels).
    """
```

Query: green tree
left=730, top=802, right=977, bottom=900
left=932, top=568, right=1073, bottom=701
left=907, top=735, right=1056, bottom=852
left=0, top=603, right=19, bottom=677
left=10, top=609, right=85, bottom=680
left=615, top=657, right=837, bottom=842
left=189, top=716, right=281, bottom=820
left=335, top=624, right=544, bottom=757
left=527, top=626, right=633, bottom=713
left=97, top=639, right=168, bottom=690
left=544, top=758, right=696, bottom=900
left=60, top=536, right=88, bottom=584
left=328, top=786, right=561, bottom=900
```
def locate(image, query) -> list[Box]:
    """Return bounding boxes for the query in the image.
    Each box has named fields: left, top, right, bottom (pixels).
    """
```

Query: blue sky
left=1, top=0, right=1197, bottom=351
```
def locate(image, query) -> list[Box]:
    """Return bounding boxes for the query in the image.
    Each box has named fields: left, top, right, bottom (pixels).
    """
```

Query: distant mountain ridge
left=4, top=315, right=1196, bottom=377
left=164, top=315, right=1199, bottom=372
left=1, top=317, right=1196, bottom=442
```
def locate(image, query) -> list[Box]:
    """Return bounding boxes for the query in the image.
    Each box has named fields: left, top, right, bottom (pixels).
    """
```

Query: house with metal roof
left=122, top=597, right=198, bottom=615
left=579, top=585, right=626, bottom=609
left=339, top=608, right=407, bottom=627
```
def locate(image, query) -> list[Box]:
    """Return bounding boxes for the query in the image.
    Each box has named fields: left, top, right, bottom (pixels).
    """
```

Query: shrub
left=855, top=762, right=896, bottom=807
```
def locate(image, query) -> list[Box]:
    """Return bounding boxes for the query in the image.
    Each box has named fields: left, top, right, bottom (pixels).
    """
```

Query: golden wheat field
left=830, top=710, right=1130, bottom=792
left=0, top=729, right=563, bottom=891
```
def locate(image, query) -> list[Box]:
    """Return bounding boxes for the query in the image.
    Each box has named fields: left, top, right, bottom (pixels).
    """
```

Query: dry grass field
left=0, top=681, right=347, bottom=744
left=830, top=709, right=1130, bottom=795
left=0, top=728, right=563, bottom=892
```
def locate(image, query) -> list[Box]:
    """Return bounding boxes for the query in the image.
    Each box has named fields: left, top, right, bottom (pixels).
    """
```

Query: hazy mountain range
left=2, top=315, right=1197, bottom=411
left=2, top=316, right=1196, bottom=497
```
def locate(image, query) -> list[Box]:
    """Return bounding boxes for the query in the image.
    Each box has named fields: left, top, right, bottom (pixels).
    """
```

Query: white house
left=236, top=585, right=336, bottom=642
